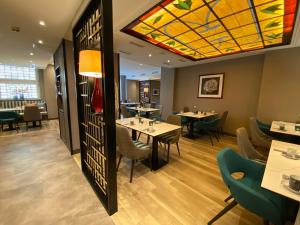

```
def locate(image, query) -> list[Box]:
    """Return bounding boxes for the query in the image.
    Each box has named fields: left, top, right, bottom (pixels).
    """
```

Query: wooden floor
left=110, top=133, right=262, bottom=225
left=0, top=124, right=262, bottom=225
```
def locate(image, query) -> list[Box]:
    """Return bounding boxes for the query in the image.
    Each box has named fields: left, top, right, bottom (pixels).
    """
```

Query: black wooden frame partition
left=72, top=0, right=117, bottom=215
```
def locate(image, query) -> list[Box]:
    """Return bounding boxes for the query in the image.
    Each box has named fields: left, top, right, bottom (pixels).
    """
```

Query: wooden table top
left=271, top=121, right=300, bottom=137
left=261, top=140, right=300, bottom=202
left=116, top=117, right=181, bottom=137
left=177, top=111, right=218, bottom=119
left=126, top=107, right=160, bottom=113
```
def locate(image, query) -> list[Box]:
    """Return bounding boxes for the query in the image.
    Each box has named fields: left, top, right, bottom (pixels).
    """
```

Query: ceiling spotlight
left=39, top=20, right=46, bottom=26
left=30, top=52, right=34, bottom=56
left=38, top=40, right=43, bottom=44
left=167, top=60, right=171, bottom=63
left=139, top=63, right=143, bottom=66
left=148, top=53, right=152, bottom=57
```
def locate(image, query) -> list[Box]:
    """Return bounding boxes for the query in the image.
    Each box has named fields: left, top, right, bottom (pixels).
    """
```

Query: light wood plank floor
left=0, top=124, right=262, bottom=225
left=110, top=133, right=262, bottom=225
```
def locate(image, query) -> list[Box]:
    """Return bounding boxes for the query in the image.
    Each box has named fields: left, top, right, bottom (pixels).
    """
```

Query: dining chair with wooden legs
left=116, top=125, right=151, bottom=183
left=159, top=115, right=181, bottom=162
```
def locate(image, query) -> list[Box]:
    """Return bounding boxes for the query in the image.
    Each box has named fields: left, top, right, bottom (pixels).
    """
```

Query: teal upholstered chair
left=194, top=118, right=221, bottom=146
left=257, top=119, right=271, bottom=135
left=0, top=111, right=21, bottom=131
left=208, top=148, right=287, bottom=225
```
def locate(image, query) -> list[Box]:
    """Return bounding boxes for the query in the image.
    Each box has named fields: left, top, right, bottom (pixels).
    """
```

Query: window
left=0, top=65, right=39, bottom=100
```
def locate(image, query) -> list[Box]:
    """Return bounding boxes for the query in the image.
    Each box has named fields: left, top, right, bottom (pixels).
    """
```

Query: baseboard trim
left=72, top=149, right=80, bottom=155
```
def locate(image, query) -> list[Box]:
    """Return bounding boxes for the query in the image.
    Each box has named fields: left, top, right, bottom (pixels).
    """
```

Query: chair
left=23, top=105, right=42, bottom=130
left=194, top=118, right=221, bottom=146
left=121, top=105, right=131, bottom=118
left=159, top=115, right=181, bottom=162
left=236, top=127, right=267, bottom=162
left=249, top=117, right=272, bottom=149
left=257, top=119, right=272, bottom=136
left=217, top=111, right=228, bottom=136
left=150, top=105, right=163, bottom=121
left=116, top=125, right=151, bottom=183
left=208, top=148, right=288, bottom=225
left=0, top=111, right=20, bottom=132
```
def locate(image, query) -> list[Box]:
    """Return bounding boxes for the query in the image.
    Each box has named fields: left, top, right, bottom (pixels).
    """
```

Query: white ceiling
left=0, top=0, right=83, bottom=68
left=113, top=0, right=300, bottom=68
left=120, top=57, right=161, bottom=80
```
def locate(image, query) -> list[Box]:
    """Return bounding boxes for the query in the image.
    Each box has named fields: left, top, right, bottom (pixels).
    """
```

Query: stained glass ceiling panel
left=121, top=0, right=299, bottom=61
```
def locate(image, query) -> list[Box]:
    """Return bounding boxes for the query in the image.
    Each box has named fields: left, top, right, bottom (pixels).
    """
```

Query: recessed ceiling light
left=30, top=52, right=34, bottom=56
left=148, top=54, right=152, bottom=57
left=38, top=40, right=43, bottom=44
left=139, top=63, right=143, bottom=66
left=39, top=21, right=46, bottom=26
left=167, top=60, right=170, bottom=63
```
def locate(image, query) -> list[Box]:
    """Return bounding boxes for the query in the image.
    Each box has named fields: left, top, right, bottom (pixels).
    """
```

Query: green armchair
left=194, top=118, right=220, bottom=146
left=208, top=148, right=287, bottom=225
left=0, top=111, right=21, bottom=132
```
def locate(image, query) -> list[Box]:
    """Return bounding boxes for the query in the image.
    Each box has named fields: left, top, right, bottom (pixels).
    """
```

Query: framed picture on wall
left=198, top=73, right=224, bottom=99
left=152, top=88, right=160, bottom=96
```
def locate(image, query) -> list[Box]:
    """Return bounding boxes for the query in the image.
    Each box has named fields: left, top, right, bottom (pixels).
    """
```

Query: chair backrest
left=166, top=115, right=181, bottom=142
left=166, top=115, right=181, bottom=126
left=121, top=105, right=131, bottom=118
left=217, top=148, right=285, bottom=225
left=23, top=105, right=42, bottom=122
left=249, top=117, right=271, bottom=148
left=116, top=125, right=149, bottom=159
left=236, top=127, right=264, bottom=160
left=218, top=111, right=228, bottom=127
left=183, top=106, right=189, bottom=112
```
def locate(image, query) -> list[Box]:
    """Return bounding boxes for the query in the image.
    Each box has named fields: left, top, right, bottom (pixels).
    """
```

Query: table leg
left=184, top=118, right=197, bottom=139
left=295, top=207, right=300, bottom=225
left=132, top=130, right=137, bottom=141
left=146, top=112, right=150, bottom=118
left=142, top=136, right=168, bottom=171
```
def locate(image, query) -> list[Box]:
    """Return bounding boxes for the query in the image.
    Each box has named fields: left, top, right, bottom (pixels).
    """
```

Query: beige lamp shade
left=79, top=50, right=102, bottom=78
left=144, top=87, right=149, bottom=93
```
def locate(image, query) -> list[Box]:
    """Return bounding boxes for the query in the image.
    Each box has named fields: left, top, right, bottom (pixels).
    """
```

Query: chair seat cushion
left=0, top=118, right=15, bottom=122
left=159, top=133, right=176, bottom=143
left=133, top=141, right=150, bottom=150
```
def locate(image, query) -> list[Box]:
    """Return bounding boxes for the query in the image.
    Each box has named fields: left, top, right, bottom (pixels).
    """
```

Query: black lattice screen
left=73, top=0, right=117, bottom=215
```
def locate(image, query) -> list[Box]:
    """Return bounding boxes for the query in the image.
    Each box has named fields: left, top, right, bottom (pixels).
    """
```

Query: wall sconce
left=79, top=50, right=103, bottom=113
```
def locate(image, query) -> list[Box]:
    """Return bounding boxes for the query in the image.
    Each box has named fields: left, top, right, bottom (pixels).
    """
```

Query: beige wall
left=43, top=64, right=58, bottom=119
left=126, top=80, right=139, bottom=102
left=257, top=47, right=300, bottom=123
left=64, top=40, right=80, bottom=151
left=161, top=67, right=175, bottom=120
left=174, top=55, right=264, bottom=134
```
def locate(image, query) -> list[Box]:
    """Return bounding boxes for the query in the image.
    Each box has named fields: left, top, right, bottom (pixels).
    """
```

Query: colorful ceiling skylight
left=121, top=0, right=299, bottom=61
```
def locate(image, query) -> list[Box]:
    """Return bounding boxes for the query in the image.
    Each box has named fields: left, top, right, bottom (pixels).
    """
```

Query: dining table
left=261, top=140, right=300, bottom=225
left=126, top=106, right=160, bottom=118
left=177, top=111, right=218, bottom=139
left=271, top=121, right=300, bottom=137
left=116, top=117, right=181, bottom=170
